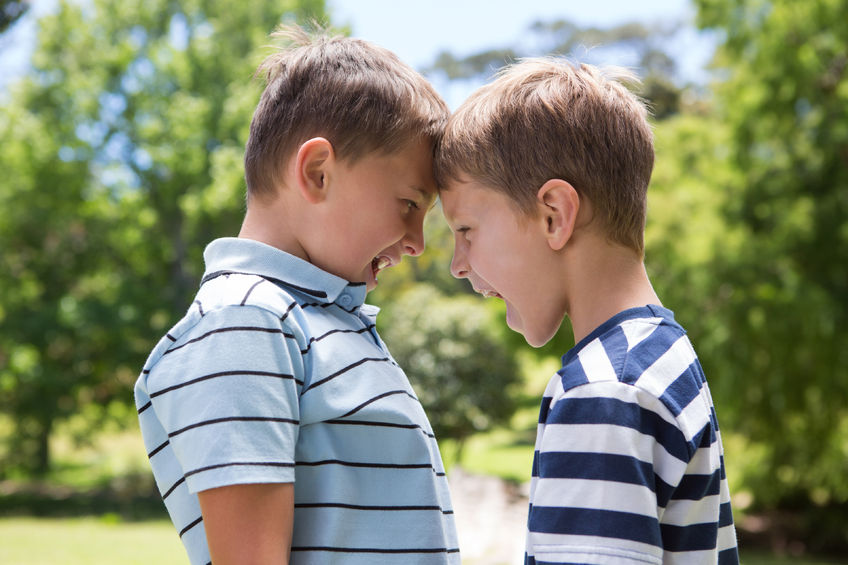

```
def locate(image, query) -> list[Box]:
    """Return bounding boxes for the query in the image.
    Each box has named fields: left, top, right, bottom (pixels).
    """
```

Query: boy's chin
left=507, top=308, right=558, bottom=348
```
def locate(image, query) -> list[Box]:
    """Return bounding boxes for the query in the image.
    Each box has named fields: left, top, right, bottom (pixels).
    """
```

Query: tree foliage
left=378, top=285, right=522, bottom=452
left=0, top=0, right=327, bottom=476
left=0, top=0, right=28, bottom=33
left=694, top=0, right=848, bottom=509
left=426, top=18, right=690, bottom=118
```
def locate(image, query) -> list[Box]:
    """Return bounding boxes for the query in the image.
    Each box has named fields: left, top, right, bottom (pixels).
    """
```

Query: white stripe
left=676, top=389, right=712, bottom=443
left=635, top=335, right=697, bottom=398
left=664, top=548, right=719, bottom=565
left=526, top=532, right=662, bottom=565
left=532, top=477, right=657, bottom=517
left=718, top=523, right=739, bottom=551
left=545, top=373, right=567, bottom=411
left=661, top=493, right=722, bottom=526
left=620, top=317, right=663, bottom=351
left=556, top=380, right=680, bottom=428
left=537, top=423, right=687, bottom=487
left=688, top=443, right=721, bottom=476
left=578, top=337, right=618, bottom=383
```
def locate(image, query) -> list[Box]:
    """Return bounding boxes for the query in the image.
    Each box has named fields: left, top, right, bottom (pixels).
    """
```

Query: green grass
left=1, top=517, right=845, bottom=565
left=0, top=517, right=185, bottom=565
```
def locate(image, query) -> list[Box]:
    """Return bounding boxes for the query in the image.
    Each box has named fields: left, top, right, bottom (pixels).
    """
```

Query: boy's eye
left=405, top=199, right=419, bottom=211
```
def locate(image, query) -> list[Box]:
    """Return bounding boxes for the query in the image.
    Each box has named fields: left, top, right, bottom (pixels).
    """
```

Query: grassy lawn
left=0, top=517, right=185, bottom=565
left=1, top=516, right=846, bottom=565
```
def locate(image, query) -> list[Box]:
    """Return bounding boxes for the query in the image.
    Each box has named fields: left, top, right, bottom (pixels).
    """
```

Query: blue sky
left=330, top=0, right=715, bottom=107
left=1, top=0, right=715, bottom=107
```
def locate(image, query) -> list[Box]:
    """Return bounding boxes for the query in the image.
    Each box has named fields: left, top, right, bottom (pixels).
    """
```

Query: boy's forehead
left=439, top=178, right=480, bottom=219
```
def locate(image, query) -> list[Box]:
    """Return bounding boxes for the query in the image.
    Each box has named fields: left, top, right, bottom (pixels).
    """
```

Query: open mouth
left=371, top=255, right=392, bottom=277
left=477, top=288, right=503, bottom=299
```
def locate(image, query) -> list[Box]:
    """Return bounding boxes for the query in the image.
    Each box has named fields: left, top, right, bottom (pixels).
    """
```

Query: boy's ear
left=536, top=179, right=579, bottom=251
left=294, top=137, right=334, bottom=203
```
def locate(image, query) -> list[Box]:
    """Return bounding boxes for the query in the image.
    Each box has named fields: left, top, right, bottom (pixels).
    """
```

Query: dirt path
left=447, top=467, right=529, bottom=565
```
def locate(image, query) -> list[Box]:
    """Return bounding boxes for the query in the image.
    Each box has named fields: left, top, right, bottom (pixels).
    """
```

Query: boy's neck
left=238, top=197, right=309, bottom=262
left=565, top=236, right=661, bottom=344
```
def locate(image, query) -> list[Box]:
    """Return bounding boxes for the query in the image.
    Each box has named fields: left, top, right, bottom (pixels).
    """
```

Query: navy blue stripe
left=169, top=416, right=298, bottom=438
left=184, top=460, right=295, bottom=478
left=538, top=451, right=676, bottom=507
left=179, top=515, right=202, bottom=537
left=660, top=521, right=719, bottom=551
left=163, top=326, right=295, bottom=355
left=302, top=357, right=391, bottom=393
left=339, top=390, right=416, bottom=418
left=538, top=451, right=656, bottom=490
left=556, top=358, right=589, bottom=389
left=658, top=363, right=703, bottom=416
left=538, top=395, right=553, bottom=422
left=545, top=396, right=689, bottom=462
left=162, top=476, right=185, bottom=499
left=201, top=270, right=327, bottom=298
left=300, top=326, right=375, bottom=355
left=597, top=325, right=629, bottom=370
left=150, top=369, right=298, bottom=398
left=529, top=506, right=662, bottom=547
left=673, top=469, right=721, bottom=500
left=324, top=419, right=436, bottom=439
left=719, top=546, right=740, bottom=565
left=240, top=278, right=265, bottom=305
left=137, top=400, right=152, bottom=414
left=719, top=501, right=735, bottom=527
left=147, top=440, right=169, bottom=458
left=279, top=300, right=298, bottom=322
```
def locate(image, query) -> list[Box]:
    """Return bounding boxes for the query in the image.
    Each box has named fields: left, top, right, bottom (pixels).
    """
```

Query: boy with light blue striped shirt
left=435, top=59, right=739, bottom=564
left=135, top=25, right=459, bottom=564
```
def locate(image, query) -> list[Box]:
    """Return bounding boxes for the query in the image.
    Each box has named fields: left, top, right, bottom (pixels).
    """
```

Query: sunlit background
left=1, top=1, right=846, bottom=563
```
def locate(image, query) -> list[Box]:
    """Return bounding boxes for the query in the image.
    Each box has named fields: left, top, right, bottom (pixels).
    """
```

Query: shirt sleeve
left=146, top=305, right=304, bottom=494
left=526, top=380, right=690, bottom=565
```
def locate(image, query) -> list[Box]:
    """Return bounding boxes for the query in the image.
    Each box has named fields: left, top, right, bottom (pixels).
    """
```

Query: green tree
left=0, top=0, right=327, bottom=476
left=693, top=0, right=848, bottom=550
left=378, top=285, right=522, bottom=457
left=427, top=18, right=692, bottom=118
left=0, top=0, right=28, bottom=33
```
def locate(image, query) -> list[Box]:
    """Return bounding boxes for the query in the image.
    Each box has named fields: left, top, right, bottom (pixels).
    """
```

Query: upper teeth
left=480, top=290, right=498, bottom=298
left=376, top=257, right=391, bottom=270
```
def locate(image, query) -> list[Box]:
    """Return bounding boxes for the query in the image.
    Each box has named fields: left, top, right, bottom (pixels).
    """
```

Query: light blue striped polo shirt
left=525, top=305, right=738, bottom=565
left=135, top=238, right=459, bottom=565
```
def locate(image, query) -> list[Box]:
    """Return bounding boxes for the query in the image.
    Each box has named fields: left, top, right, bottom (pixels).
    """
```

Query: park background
left=1, top=0, right=846, bottom=563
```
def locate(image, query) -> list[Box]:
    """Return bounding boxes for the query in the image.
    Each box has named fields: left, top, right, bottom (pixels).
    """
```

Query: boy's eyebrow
left=413, top=186, right=438, bottom=210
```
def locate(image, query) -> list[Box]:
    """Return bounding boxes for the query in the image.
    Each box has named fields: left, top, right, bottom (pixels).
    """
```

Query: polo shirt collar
left=201, top=237, right=367, bottom=308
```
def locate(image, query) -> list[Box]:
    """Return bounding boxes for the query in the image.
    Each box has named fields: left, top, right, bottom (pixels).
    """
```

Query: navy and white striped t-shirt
left=526, top=305, right=738, bottom=565
left=135, top=238, right=459, bottom=565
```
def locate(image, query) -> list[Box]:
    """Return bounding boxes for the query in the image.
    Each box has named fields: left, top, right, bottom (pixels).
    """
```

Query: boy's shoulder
left=556, top=305, right=696, bottom=395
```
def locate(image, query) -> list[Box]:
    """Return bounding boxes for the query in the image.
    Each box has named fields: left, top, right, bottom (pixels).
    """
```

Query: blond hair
left=245, top=24, right=449, bottom=199
left=435, top=58, right=654, bottom=255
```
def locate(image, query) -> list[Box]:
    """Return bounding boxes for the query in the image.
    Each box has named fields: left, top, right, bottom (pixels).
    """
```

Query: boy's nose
left=450, top=250, right=469, bottom=279
left=403, top=224, right=425, bottom=257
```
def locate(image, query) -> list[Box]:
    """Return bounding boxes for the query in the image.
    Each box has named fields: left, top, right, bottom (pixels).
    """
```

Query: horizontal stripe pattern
left=525, top=305, right=738, bottom=564
left=135, top=238, right=458, bottom=565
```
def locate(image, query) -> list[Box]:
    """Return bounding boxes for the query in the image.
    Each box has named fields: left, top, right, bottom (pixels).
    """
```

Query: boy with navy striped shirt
left=436, top=59, right=739, bottom=564
left=135, top=26, right=459, bottom=564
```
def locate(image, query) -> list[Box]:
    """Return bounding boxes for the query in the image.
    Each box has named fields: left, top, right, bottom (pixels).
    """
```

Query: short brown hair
left=245, top=24, right=449, bottom=199
left=435, top=58, right=654, bottom=255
